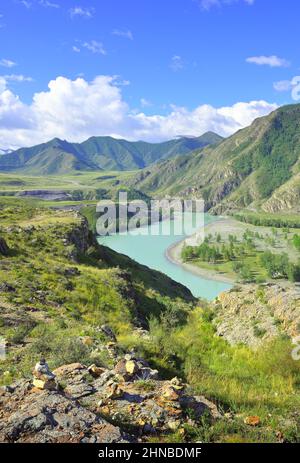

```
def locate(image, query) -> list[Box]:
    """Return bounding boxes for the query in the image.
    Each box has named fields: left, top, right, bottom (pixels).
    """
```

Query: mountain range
left=0, top=132, right=222, bottom=175
left=129, top=104, right=300, bottom=214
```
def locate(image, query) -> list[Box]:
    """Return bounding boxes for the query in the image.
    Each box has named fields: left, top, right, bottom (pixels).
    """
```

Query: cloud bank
left=0, top=75, right=278, bottom=149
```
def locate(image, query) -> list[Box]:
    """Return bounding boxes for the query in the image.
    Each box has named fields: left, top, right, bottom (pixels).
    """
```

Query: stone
left=106, top=383, right=124, bottom=400
left=125, top=360, right=139, bottom=376
left=88, top=364, right=105, bottom=378
left=244, top=416, right=261, bottom=426
left=0, top=237, right=9, bottom=256
left=32, top=378, right=56, bottom=391
left=167, top=420, right=181, bottom=431
left=53, top=363, right=85, bottom=377
left=101, top=325, right=117, bottom=341
left=162, top=385, right=182, bottom=402
left=81, top=336, right=93, bottom=346
left=137, top=367, right=159, bottom=381
left=0, top=380, right=131, bottom=443
left=33, top=359, right=56, bottom=390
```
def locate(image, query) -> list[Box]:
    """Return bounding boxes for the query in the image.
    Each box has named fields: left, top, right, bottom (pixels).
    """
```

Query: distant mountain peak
left=0, top=132, right=222, bottom=175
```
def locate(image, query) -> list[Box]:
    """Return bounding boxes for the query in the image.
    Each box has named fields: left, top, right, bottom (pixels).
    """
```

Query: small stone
left=34, top=359, right=56, bottom=381
left=170, top=377, right=182, bottom=386
left=32, top=378, right=56, bottom=391
left=168, top=420, right=181, bottom=431
left=125, top=360, right=139, bottom=376
left=244, top=416, right=260, bottom=426
left=81, top=336, right=93, bottom=346
left=88, top=364, right=105, bottom=378
left=106, top=383, right=124, bottom=399
left=162, top=385, right=181, bottom=401
left=101, top=325, right=116, bottom=341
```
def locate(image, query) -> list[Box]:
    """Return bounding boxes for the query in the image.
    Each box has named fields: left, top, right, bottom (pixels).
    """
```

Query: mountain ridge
left=0, top=132, right=223, bottom=175
left=128, top=104, right=300, bottom=214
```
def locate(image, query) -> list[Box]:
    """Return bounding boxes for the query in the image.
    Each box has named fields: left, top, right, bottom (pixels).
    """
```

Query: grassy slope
left=0, top=198, right=299, bottom=442
left=0, top=133, right=223, bottom=175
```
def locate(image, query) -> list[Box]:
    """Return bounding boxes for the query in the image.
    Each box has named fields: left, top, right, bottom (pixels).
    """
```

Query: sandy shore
left=165, top=218, right=236, bottom=285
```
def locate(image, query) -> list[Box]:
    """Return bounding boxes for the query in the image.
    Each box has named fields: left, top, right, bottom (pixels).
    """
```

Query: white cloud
left=82, top=40, right=106, bottom=55
left=2, top=74, right=33, bottom=83
left=0, top=74, right=278, bottom=150
left=69, top=6, right=94, bottom=18
left=170, top=55, right=184, bottom=72
left=19, top=1, right=32, bottom=8
left=199, top=0, right=254, bottom=10
left=246, top=55, right=290, bottom=68
left=39, top=0, right=60, bottom=8
left=112, top=29, right=133, bottom=40
left=72, top=46, right=81, bottom=53
left=0, top=59, right=17, bottom=68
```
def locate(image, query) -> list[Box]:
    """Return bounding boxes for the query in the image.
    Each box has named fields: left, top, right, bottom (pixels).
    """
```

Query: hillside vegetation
left=129, top=104, right=300, bottom=214
left=0, top=132, right=222, bottom=175
left=0, top=198, right=299, bottom=442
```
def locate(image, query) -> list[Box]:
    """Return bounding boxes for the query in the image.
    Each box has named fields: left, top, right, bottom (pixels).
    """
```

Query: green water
left=98, top=213, right=232, bottom=300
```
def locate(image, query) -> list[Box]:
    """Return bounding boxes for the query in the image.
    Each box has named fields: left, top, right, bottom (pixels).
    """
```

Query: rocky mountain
left=129, top=104, right=300, bottom=213
left=0, top=132, right=222, bottom=175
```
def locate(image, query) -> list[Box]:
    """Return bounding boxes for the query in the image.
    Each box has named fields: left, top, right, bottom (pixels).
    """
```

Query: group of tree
left=260, top=251, right=300, bottom=282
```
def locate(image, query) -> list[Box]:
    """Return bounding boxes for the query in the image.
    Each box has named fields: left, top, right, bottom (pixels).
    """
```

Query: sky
left=0, top=0, right=299, bottom=149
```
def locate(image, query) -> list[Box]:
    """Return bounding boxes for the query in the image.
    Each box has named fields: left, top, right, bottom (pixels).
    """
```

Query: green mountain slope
left=0, top=132, right=223, bottom=175
left=129, top=104, right=300, bottom=213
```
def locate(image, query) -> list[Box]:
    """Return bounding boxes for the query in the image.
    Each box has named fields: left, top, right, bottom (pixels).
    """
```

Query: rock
left=214, top=284, right=300, bottom=347
left=32, top=378, right=56, bottom=391
left=137, top=367, right=159, bottom=381
left=34, top=359, right=55, bottom=380
left=53, top=363, right=85, bottom=377
left=114, top=359, right=127, bottom=376
left=0, top=351, right=222, bottom=441
left=53, top=363, right=95, bottom=399
left=125, top=360, right=139, bottom=376
left=162, top=385, right=183, bottom=402
left=0, top=237, right=9, bottom=256
left=0, top=381, right=131, bottom=443
left=106, top=383, right=124, bottom=400
left=167, top=420, right=181, bottom=431
left=33, top=359, right=56, bottom=390
left=0, top=282, right=15, bottom=293
left=101, top=325, right=117, bottom=342
left=88, top=364, right=105, bottom=378
left=244, top=416, right=261, bottom=426
left=81, top=336, right=93, bottom=346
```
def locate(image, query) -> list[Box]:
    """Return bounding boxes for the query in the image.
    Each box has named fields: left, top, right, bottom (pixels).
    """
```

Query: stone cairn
left=32, top=358, right=56, bottom=390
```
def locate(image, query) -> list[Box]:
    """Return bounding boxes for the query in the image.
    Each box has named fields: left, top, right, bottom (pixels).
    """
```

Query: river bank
left=165, top=218, right=237, bottom=285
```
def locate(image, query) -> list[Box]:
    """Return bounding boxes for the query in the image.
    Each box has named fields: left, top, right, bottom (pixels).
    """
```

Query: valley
left=0, top=103, right=300, bottom=443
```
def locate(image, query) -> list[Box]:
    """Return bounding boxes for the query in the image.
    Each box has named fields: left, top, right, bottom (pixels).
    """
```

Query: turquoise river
left=98, top=213, right=232, bottom=300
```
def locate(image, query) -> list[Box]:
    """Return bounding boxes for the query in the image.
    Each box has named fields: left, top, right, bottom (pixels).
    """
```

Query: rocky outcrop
left=0, top=352, right=221, bottom=443
left=17, top=190, right=71, bottom=201
left=0, top=237, right=9, bottom=256
left=0, top=380, right=129, bottom=443
left=213, top=284, right=300, bottom=347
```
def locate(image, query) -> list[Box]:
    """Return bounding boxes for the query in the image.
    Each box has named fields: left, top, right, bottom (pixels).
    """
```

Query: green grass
left=1, top=197, right=300, bottom=442
left=234, top=210, right=300, bottom=229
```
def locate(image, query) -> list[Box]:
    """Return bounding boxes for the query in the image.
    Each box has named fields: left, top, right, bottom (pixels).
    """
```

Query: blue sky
left=0, top=0, right=299, bottom=148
